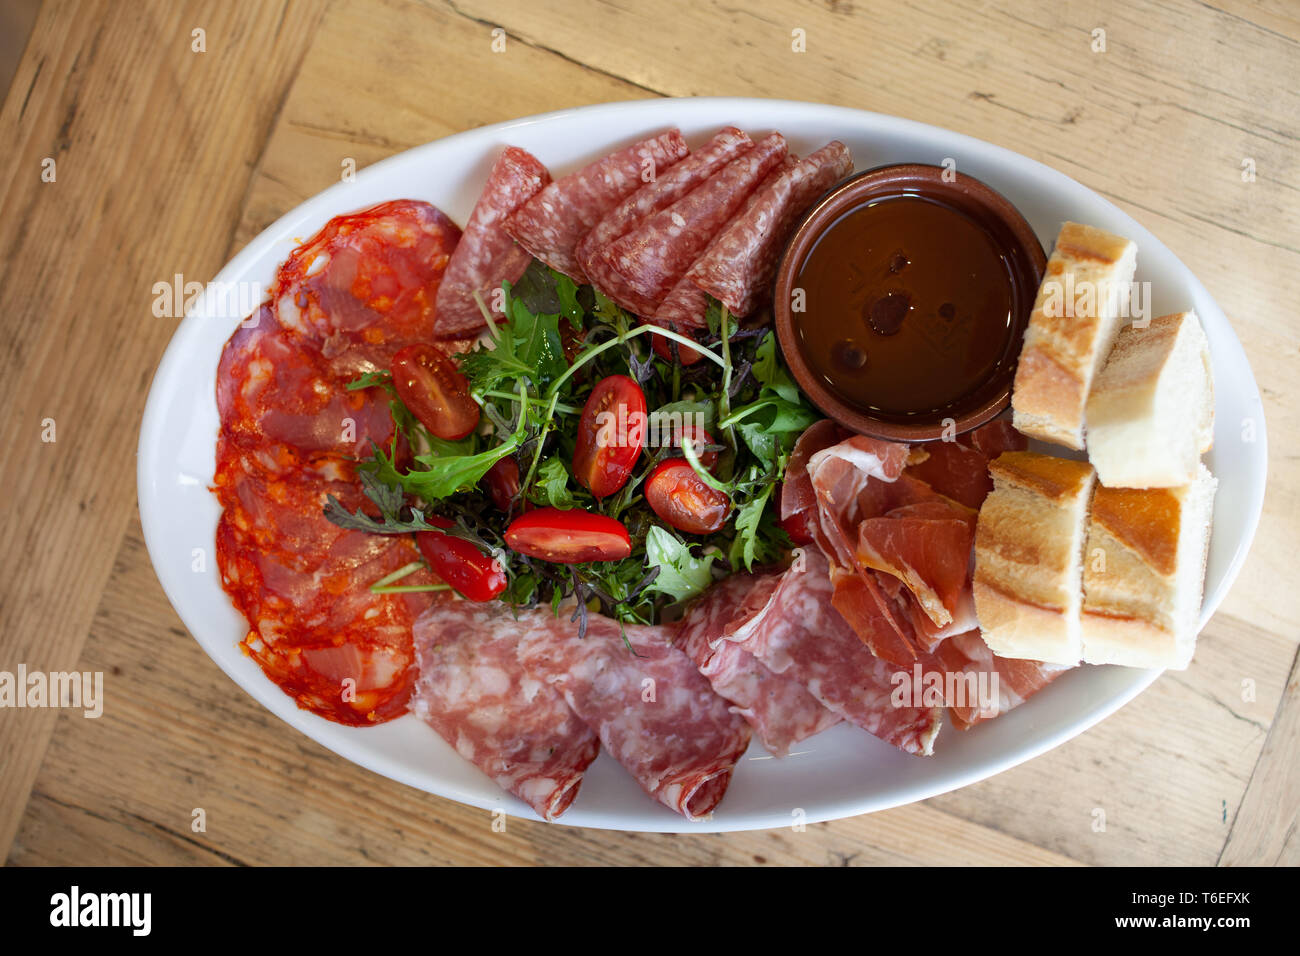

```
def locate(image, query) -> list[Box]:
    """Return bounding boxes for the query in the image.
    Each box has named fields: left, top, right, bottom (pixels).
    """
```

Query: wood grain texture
left=2, top=0, right=1296, bottom=866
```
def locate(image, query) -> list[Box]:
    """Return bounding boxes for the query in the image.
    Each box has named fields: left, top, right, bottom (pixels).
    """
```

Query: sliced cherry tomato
left=664, top=423, right=718, bottom=470
left=651, top=325, right=706, bottom=366
left=644, top=460, right=731, bottom=535
left=778, top=508, right=818, bottom=546
left=391, top=344, right=479, bottom=440
left=573, top=375, right=646, bottom=498
left=504, top=507, right=632, bottom=564
left=484, top=456, right=521, bottom=513
left=416, top=517, right=506, bottom=602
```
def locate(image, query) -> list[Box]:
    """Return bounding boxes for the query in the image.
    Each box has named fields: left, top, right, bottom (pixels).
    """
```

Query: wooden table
left=1, top=0, right=1295, bottom=867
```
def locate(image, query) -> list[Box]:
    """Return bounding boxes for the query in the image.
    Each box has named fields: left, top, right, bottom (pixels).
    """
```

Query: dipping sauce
left=793, top=192, right=1028, bottom=423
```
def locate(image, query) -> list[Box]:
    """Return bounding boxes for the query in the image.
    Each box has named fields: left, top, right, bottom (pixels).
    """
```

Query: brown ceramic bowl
left=774, top=163, right=1046, bottom=442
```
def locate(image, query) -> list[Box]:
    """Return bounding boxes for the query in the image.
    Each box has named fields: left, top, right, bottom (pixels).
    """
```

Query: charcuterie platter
left=138, top=98, right=1266, bottom=832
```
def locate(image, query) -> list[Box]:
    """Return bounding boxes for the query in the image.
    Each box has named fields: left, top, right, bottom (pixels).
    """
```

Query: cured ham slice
left=216, top=311, right=397, bottom=464
left=410, top=598, right=600, bottom=820
left=433, top=146, right=551, bottom=337
left=931, top=629, right=1072, bottom=729
left=905, top=420, right=1029, bottom=509
left=676, top=573, right=841, bottom=756
left=687, top=141, right=853, bottom=317
left=718, top=549, right=944, bottom=756
left=505, top=130, right=689, bottom=283
left=516, top=610, right=751, bottom=821
left=272, top=199, right=460, bottom=360
left=780, top=419, right=849, bottom=533
left=805, top=435, right=912, bottom=567
left=601, top=132, right=788, bottom=315
left=579, top=127, right=753, bottom=313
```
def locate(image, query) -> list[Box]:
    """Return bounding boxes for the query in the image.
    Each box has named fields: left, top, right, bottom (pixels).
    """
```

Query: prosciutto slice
left=676, top=573, right=841, bottom=756
left=931, top=629, right=1072, bottom=729
left=410, top=599, right=600, bottom=820
left=433, top=146, right=551, bottom=337
left=716, top=549, right=944, bottom=756
left=600, top=132, right=788, bottom=315
left=579, top=127, right=753, bottom=313
left=516, top=610, right=751, bottom=821
left=504, top=130, right=689, bottom=283
left=687, top=141, right=853, bottom=316
left=905, top=420, right=1029, bottom=509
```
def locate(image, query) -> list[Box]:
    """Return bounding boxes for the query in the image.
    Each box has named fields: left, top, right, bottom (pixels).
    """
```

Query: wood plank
left=0, top=0, right=328, bottom=860
left=1219, top=644, right=1300, bottom=865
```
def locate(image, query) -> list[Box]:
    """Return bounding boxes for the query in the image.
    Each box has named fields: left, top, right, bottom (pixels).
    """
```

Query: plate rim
left=137, top=95, right=1269, bottom=834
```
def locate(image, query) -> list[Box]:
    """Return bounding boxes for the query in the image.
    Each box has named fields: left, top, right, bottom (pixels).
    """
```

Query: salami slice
left=677, top=573, right=841, bottom=756
left=600, top=132, right=788, bottom=315
left=504, top=130, right=689, bottom=283
left=216, top=309, right=397, bottom=464
left=272, top=199, right=460, bottom=358
left=516, top=609, right=751, bottom=821
left=215, top=452, right=433, bottom=725
left=578, top=127, right=753, bottom=314
left=688, top=141, right=852, bottom=317
left=410, top=598, right=600, bottom=820
left=433, top=147, right=551, bottom=337
left=719, top=548, right=944, bottom=755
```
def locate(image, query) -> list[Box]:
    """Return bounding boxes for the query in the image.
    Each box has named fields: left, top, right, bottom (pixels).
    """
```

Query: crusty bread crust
left=1080, top=466, right=1216, bottom=670
left=1012, top=222, right=1138, bottom=450
left=974, top=452, right=1097, bottom=665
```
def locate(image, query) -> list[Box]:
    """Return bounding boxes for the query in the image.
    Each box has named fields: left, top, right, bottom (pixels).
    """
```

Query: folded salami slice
left=579, top=127, right=753, bottom=313
left=601, top=132, right=788, bottom=315
left=410, top=598, right=600, bottom=820
left=677, top=573, right=841, bottom=756
left=516, top=610, right=751, bottom=821
left=272, top=199, right=460, bottom=356
left=716, top=548, right=943, bottom=755
left=505, top=130, right=689, bottom=283
left=433, top=146, right=551, bottom=337
left=688, top=141, right=852, bottom=317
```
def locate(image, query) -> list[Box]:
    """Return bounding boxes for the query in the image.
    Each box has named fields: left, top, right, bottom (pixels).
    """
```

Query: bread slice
left=1085, top=311, right=1214, bottom=488
left=973, top=452, right=1097, bottom=665
left=1012, top=223, right=1138, bottom=450
left=1080, top=465, right=1217, bottom=669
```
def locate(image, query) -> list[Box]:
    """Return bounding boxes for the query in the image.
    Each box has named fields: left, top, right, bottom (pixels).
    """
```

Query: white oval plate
left=138, top=98, right=1267, bottom=833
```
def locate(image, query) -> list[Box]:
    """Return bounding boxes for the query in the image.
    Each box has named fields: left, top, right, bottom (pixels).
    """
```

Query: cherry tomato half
left=665, top=423, right=718, bottom=470
left=504, top=507, right=632, bottom=564
left=484, top=456, right=521, bottom=513
left=573, top=375, right=646, bottom=498
left=416, top=518, right=506, bottom=602
left=391, top=344, right=479, bottom=440
left=644, top=460, right=731, bottom=535
left=778, top=507, right=819, bottom=546
left=650, top=325, right=706, bottom=366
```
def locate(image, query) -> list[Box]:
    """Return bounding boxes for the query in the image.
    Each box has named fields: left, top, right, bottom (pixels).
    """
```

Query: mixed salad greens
left=325, top=261, right=819, bottom=632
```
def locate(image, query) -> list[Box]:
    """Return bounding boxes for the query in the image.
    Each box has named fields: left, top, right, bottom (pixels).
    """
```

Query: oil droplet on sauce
left=793, top=194, right=1020, bottom=420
